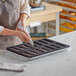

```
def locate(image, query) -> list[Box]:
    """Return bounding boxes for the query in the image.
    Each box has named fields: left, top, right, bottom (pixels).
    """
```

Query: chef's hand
left=16, top=31, right=30, bottom=43
left=16, top=24, right=31, bottom=38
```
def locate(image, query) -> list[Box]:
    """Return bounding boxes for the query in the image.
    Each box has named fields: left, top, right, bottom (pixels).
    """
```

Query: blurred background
left=28, top=0, right=76, bottom=40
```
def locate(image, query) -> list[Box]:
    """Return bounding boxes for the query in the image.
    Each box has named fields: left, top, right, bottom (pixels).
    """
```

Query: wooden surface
left=26, top=2, right=62, bottom=27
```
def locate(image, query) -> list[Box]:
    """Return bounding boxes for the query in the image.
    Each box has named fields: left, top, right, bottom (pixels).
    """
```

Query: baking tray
left=6, top=39, right=70, bottom=61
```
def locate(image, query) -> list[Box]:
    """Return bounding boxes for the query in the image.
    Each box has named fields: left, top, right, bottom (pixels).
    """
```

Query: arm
left=0, top=27, right=17, bottom=36
left=19, top=1, right=33, bottom=45
left=0, top=26, right=31, bottom=43
left=20, top=13, right=28, bottom=28
left=0, top=26, right=20, bottom=36
left=20, top=0, right=31, bottom=28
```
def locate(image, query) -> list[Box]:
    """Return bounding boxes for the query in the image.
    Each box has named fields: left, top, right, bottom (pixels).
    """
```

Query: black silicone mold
left=6, top=39, right=70, bottom=58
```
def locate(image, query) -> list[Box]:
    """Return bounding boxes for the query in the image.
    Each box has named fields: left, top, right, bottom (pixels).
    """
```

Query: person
left=0, top=0, right=32, bottom=50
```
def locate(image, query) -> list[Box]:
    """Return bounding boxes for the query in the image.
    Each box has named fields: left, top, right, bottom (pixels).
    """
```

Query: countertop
left=0, top=31, right=76, bottom=76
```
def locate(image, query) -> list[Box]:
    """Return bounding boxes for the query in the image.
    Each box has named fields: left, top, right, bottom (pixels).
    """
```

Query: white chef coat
left=0, top=0, right=31, bottom=33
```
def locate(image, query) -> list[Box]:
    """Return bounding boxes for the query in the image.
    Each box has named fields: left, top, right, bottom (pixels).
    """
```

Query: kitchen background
left=29, top=0, right=76, bottom=40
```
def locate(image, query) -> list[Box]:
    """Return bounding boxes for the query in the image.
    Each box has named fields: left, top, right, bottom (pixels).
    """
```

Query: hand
left=15, top=31, right=31, bottom=43
left=16, top=25, right=30, bottom=38
left=16, top=26, right=32, bottom=43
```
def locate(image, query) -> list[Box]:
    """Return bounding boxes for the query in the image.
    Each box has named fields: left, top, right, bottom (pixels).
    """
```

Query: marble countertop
left=0, top=31, right=76, bottom=76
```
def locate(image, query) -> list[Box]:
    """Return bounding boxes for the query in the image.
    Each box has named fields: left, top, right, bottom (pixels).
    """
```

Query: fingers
left=21, top=29, right=30, bottom=37
left=19, top=34, right=28, bottom=43
left=20, top=32, right=31, bottom=43
left=17, top=25, right=31, bottom=39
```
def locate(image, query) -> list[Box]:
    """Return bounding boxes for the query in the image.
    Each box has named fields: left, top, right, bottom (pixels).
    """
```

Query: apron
left=0, top=0, right=22, bottom=50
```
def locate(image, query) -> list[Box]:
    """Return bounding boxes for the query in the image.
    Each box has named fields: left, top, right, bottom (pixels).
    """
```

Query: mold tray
left=6, top=39, right=70, bottom=59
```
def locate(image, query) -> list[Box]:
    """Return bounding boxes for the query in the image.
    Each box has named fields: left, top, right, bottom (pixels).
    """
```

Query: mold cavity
left=44, top=39, right=54, bottom=43
left=34, top=42, right=42, bottom=45
left=38, top=40, right=47, bottom=44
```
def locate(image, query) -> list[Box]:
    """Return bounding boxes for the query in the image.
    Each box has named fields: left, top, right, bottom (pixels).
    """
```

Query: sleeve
left=20, top=0, right=31, bottom=17
left=0, top=26, right=4, bottom=33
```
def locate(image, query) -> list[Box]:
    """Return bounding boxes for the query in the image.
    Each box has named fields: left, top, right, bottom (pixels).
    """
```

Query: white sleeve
left=0, top=26, right=4, bottom=33
left=20, top=0, right=31, bottom=17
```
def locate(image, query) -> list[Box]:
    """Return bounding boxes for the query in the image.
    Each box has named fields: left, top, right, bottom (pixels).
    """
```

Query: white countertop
left=0, top=31, right=76, bottom=76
